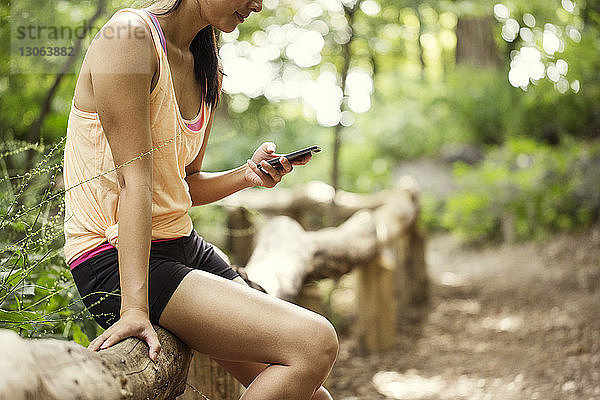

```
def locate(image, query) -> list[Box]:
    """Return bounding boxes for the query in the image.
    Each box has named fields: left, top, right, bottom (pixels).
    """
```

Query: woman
left=63, top=0, right=338, bottom=398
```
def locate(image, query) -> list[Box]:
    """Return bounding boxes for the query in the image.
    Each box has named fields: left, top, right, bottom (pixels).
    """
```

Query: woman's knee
left=294, top=314, right=339, bottom=380
left=315, top=315, right=339, bottom=368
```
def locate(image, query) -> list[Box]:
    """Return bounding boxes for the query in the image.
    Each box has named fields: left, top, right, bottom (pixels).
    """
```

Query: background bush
left=437, top=138, right=600, bottom=243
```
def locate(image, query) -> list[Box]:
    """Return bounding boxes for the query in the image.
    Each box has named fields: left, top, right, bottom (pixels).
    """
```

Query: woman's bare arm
left=84, top=13, right=161, bottom=360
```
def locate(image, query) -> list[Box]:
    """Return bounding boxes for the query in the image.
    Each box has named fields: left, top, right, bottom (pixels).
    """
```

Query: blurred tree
left=455, top=17, right=500, bottom=67
left=331, top=0, right=363, bottom=190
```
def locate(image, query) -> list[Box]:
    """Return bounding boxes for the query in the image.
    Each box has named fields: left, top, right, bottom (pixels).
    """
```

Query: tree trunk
left=226, top=206, right=255, bottom=267
left=455, top=17, right=500, bottom=68
left=332, top=0, right=363, bottom=191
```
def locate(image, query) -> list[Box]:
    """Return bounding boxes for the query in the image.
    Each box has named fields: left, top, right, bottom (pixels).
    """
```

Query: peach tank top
left=63, top=8, right=210, bottom=265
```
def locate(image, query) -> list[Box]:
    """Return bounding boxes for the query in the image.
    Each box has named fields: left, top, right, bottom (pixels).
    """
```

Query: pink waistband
left=69, top=236, right=182, bottom=270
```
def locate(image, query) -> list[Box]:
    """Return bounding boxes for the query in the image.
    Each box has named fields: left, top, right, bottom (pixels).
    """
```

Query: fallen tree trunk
left=0, top=325, right=192, bottom=400
left=243, top=186, right=419, bottom=300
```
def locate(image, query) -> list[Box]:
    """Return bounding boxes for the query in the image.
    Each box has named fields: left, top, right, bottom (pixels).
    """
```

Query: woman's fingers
left=279, top=156, right=293, bottom=172
left=260, top=160, right=281, bottom=181
left=252, top=142, right=276, bottom=163
left=292, top=154, right=312, bottom=166
left=99, top=330, right=123, bottom=350
left=88, top=326, right=124, bottom=351
left=86, top=317, right=161, bottom=361
left=246, top=160, right=271, bottom=186
left=143, top=327, right=162, bottom=361
left=262, top=142, right=276, bottom=155
left=88, top=331, right=109, bottom=351
left=245, top=156, right=295, bottom=188
left=246, top=159, right=264, bottom=177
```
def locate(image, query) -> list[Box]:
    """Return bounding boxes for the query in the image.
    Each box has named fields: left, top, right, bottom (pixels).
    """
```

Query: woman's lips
left=235, top=11, right=245, bottom=23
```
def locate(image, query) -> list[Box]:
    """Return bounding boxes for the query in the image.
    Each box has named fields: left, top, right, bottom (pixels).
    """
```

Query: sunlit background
left=220, top=0, right=375, bottom=127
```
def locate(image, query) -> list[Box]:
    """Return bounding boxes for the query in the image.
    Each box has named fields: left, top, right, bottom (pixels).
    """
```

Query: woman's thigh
left=158, top=269, right=332, bottom=366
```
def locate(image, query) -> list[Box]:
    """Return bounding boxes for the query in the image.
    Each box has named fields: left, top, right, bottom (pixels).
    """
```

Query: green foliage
left=444, top=68, right=518, bottom=145
left=368, top=68, right=512, bottom=161
left=513, top=27, right=600, bottom=141
left=188, top=204, right=231, bottom=252
left=0, top=0, right=115, bottom=144
left=0, top=141, right=102, bottom=344
left=491, top=0, right=600, bottom=141
left=440, top=138, right=600, bottom=243
left=419, top=192, right=446, bottom=232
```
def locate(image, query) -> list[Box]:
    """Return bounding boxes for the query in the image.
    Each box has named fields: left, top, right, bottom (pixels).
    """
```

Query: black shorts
left=70, top=230, right=240, bottom=329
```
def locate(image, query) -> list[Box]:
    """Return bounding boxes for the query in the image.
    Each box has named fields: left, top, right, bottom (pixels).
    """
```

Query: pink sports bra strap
left=141, top=9, right=205, bottom=132
left=144, top=10, right=167, bottom=55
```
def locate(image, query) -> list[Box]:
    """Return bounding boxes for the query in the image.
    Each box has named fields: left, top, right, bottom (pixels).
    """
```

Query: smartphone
left=257, top=145, right=322, bottom=174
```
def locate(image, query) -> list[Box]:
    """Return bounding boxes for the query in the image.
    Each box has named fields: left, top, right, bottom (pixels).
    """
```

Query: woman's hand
left=244, top=142, right=311, bottom=188
left=87, top=308, right=162, bottom=362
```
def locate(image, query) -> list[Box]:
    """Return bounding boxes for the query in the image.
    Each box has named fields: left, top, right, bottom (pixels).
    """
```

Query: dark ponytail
left=190, top=26, right=222, bottom=109
left=154, top=0, right=223, bottom=109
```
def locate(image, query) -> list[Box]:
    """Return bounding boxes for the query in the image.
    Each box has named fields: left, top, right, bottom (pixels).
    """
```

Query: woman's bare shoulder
left=85, top=9, right=156, bottom=75
left=74, top=10, right=156, bottom=113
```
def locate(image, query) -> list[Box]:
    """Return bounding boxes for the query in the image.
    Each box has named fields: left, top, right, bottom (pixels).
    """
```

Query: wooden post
left=178, top=352, right=241, bottom=400
left=226, top=206, right=255, bottom=267
left=355, top=248, right=397, bottom=353
left=394, top=226, right=429, bottom=308
left=404, top=227, right=429, bottom=306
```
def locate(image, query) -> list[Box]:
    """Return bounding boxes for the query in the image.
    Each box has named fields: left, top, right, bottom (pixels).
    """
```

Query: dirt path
left=328, top=229, right=600, bottom=400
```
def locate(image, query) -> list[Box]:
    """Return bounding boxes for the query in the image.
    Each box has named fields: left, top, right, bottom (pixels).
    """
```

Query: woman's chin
left=220, top=25, right=237, bottom=33
left=213, top=20, right=238, bottom=33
